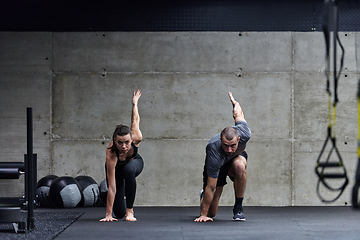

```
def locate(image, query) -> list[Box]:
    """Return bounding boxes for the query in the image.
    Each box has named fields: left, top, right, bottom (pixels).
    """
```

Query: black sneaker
left=233, top=207, right=246, bottom=221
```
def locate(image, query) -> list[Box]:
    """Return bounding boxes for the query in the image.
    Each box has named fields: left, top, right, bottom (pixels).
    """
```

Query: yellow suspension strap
left=315, top=0, right=348, bottom=203
left=352, top=79, right=360, bottom=208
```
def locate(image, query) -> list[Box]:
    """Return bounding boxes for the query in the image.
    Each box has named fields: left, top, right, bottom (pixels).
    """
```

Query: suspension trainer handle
left=315, top=0, right=348, bottom=203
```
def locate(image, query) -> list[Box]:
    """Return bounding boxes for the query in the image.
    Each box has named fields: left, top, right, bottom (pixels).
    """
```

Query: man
left=194, top=92, right=251, bottom=222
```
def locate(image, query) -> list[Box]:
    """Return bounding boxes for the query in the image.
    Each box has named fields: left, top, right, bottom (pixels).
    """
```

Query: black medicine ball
left=99, top=178, right=108, bottom=206
left=49, top=176, right=83, bottom=208
left=36, top=175, right=58, bottom=208
left=75, top=176, right=100, bottom=207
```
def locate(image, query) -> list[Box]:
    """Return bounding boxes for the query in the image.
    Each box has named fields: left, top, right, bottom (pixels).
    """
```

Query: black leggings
left=106, top=154, right=144, bottom=219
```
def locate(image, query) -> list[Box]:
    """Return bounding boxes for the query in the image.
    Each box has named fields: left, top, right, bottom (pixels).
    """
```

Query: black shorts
left=203, top=151, right=248, bottom=189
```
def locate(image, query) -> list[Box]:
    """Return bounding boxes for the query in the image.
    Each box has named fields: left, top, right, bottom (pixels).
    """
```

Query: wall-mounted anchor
left=101, top=68, right=106, bottom=78
left=235, top=68, right=242, bottom=77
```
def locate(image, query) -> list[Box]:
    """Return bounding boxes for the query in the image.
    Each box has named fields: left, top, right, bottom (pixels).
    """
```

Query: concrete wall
left=0, top=32, right=358, bottom=206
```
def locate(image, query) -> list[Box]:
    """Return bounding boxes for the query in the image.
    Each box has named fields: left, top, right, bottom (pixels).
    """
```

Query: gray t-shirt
left=205, top=121, right=251, bottom=178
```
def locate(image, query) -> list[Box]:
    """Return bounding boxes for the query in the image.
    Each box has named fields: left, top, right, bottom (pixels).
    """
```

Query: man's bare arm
left=228, top=92, right=246, bottom=123
left=194, top=177, right=217, bottom=222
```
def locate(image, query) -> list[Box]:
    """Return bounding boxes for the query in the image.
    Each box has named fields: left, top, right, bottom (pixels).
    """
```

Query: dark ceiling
left=1, top=0, right=360, bottom=32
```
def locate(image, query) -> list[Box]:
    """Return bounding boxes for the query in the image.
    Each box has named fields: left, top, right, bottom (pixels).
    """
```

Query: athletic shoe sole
left=233, top=211, right=246, bottom=221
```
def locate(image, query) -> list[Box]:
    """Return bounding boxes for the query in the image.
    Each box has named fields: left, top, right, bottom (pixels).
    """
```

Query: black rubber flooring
left=53, top=206, right=360, bottom=240
left=0, top=210, right=83, bottom=240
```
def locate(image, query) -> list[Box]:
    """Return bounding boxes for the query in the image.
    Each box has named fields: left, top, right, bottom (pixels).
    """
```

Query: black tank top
left=116, top=142, right=138, bottom=166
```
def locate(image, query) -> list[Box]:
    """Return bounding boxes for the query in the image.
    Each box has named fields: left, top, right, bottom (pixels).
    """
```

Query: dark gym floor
left=51, top=206, right=359, bottom=240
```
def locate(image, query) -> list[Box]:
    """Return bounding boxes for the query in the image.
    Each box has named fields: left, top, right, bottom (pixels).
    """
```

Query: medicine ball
left=75, top=176, right=100, bottom=207
left=36, top=175, right=58, bottom=207
left=49, top=176, right=83, bottom=208
left=99, top=178, right=108, bottom=206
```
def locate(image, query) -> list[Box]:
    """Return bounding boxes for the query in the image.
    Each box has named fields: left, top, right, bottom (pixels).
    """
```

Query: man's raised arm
left=228, top=92, right=246, bottom=123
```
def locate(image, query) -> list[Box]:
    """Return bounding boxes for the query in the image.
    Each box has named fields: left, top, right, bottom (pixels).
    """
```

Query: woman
left=100, top=89, right=143, bottom=222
